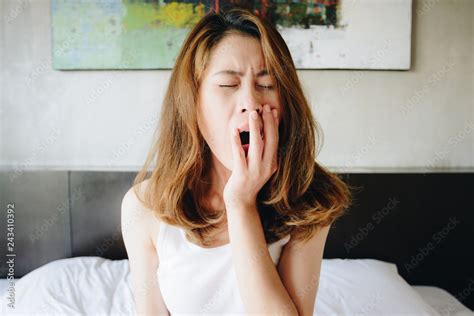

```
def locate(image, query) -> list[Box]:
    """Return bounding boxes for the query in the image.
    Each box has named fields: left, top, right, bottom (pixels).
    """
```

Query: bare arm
left=121, top=185, right=169, bottom=316
left=226, top=203, right=299, bottom=315
left=277, top=224, right=331, bottom=315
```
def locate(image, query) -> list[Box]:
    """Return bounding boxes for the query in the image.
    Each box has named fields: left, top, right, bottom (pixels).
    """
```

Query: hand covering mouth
left=238, top=129, right=263, bottom=157
left=238, top=129, right=263, bottom=146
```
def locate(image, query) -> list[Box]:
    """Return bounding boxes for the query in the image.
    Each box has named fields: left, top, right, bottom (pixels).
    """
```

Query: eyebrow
left=212, top=69, right=269, bottom=77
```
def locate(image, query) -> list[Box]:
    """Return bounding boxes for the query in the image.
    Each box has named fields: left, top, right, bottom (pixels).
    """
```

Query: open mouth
left=239, top=131, right=250, bottom=156
left=239, top=131, right=250, bottom=145
left=239, top=130, right=263, bottom=156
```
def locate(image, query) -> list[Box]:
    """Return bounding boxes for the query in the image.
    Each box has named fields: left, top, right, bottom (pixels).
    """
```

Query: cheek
left=267, top=91, right=282, bottom=110
left=198, top=106, right=231, bottom=148
left=202, top=117, right=234, bottom=168
left=199, top=92, right=231, bottom=129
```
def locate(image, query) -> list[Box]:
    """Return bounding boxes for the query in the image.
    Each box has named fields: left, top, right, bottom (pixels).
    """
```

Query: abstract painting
left=51, top=0, right=412, bottom=70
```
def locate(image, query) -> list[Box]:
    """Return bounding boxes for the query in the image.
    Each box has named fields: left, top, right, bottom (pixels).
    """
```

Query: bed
left=0, top=171, right=472, bottom=315
left=0, top=256, right=472, bottom=315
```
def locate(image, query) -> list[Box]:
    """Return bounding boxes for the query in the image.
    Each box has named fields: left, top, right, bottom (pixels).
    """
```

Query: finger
left=247, top=110, right=263, bottom=170
left=272, top=108, right=280, bottom=173
left=262, top=105, right=279, bottom=174
left=230, top=127, right=246, bottom=171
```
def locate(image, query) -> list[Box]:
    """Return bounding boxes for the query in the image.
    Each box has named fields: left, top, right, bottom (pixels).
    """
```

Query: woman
left=121, top=7, right=351, bottom=315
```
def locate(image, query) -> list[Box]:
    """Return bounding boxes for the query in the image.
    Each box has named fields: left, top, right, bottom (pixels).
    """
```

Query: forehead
left=206, top=34, right=266, bottom=73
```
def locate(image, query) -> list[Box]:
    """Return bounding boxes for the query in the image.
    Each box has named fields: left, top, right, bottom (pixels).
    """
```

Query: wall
left=1, top=0, right=472, bottom=172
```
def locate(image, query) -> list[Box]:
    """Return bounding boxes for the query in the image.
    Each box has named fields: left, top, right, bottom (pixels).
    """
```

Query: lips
left=242, top=144, right=250, bottom=156
left=239, top=133, right=250, bottom=156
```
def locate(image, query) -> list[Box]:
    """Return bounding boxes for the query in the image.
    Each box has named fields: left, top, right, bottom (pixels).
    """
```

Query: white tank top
left=156, top=221, right=291, bottom=315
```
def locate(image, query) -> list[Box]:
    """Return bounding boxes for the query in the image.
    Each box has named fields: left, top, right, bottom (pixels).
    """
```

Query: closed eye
left=218, top=85, right=238, bottom=88
left=218, top=84, right=274, bottom=90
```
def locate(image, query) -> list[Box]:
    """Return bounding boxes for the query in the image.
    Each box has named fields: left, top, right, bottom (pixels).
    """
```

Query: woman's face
left=197, top=33, right=282, bottom=171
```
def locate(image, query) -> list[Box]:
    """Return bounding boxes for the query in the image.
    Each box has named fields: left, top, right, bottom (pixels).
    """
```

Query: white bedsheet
left=412, top=286, right=473, bottom=316
left=0, top=256, right=472, bottom=315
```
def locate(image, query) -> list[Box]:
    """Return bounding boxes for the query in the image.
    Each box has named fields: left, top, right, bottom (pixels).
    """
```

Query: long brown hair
left=133, top=8, right=352, bottom=246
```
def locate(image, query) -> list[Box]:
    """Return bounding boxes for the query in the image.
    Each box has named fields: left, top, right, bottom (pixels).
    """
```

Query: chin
left=221, top=154, right=234, bottom=171
left=208, top=148, right=233, bottom=171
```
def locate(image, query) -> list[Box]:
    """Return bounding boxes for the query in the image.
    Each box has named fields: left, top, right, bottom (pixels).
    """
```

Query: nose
left=242, top=105, right=263, bottom=115
left=239, top=87, right=263, bottom=116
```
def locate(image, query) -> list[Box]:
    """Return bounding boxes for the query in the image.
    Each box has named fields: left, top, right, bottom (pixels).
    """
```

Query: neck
left=202, top=153, right=231, bottom=217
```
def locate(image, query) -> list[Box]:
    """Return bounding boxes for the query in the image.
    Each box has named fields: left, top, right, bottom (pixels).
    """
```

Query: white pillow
left=0, top=256, right=135, bottom=315
left=413, top=286, right=473, bottom=316
left=1, top=256, right=441, bottom=315
left=315, top=258, right=441, bottom=315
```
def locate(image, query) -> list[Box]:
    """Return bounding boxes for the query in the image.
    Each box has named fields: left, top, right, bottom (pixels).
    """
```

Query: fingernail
left=272, top=109, right=278, bottom=118
left=251, top=111, right=258, bottom=120
left=264, top=104, right=271, bottom=113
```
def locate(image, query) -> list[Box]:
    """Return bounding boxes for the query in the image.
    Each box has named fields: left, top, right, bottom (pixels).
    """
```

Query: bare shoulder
left=121, top=179, right=161, bottom=250
left=284, top=224, right=331, bottom=251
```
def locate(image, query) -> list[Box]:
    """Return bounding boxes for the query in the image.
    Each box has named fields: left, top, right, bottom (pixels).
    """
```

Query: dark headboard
left=0, top=170, right=472, bottom=309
